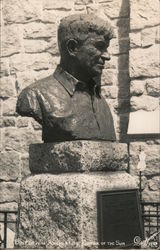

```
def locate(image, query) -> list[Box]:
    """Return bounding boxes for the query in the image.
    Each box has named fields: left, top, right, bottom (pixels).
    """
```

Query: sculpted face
left=74, top=34, right=111, bottom=78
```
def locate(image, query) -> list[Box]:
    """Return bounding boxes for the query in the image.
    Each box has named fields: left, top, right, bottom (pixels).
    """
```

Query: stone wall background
left=0, top=0, right=159, bottom=213
left=129, top=0, right=160, bottom=202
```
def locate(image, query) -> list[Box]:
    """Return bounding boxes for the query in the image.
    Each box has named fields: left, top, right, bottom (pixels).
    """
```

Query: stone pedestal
left=16, top=141, right=138, bottom=249
left=29, top=141, right=129, bottom=173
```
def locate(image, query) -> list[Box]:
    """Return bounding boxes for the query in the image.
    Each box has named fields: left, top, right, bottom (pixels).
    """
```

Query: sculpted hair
left=58, top=14, right=114, bottom=58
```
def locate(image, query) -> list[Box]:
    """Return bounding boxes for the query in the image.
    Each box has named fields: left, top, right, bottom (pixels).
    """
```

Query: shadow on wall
left=118, top=0, right=130, bottom=142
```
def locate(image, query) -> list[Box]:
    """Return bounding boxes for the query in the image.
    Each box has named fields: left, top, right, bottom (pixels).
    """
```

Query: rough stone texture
left=16, top=117, right=29, bottom=128
left=75, top=0, right=93, bottom=5
left=141, top=27, right=157, bottom=47
left=0, top=118, right=3, bottom=128
left=130, top=33, right=141, bottom=48
left=24, top=23, right=57, bottom=39
left=130, top=0, right=160, bottom=30
left=21, top=69, right=50, bottom=88
left=105, top=56, right=118, bottom=70
left=101, top=69, right=117, bottom=86
left=7, top=53, right=54, bottom=74
left=142, top=187, right=160, bottom=203
left=0, top=60, right=10, bottom=77
left=3, top=98, right=17, bottom=116
left=0, top=182, right=20, bottom=203
left=21, top=155, right=31, bottom=178
left=7, top=54, right=27, bottom=73
left=130, top=45, right=160, bottom=78
left=130, top=80, right=145, bottom=96
left=0, top=202, right=18, bottom=211
left=24, top=40, right=51, bottom=54
left=26, top=53, right=54, bottom=71
left=4, top=128, right=42, bottom=153
left=42, top=9, right=73, bottom=24
left=29, top=141, right=128, bottom=173
left=3, top=128, right=23, bottom=152
left=102, top=85, right=118, bottom=99
left=43, top=0, right=74, bottom=10
left=0, top=100, right=3, bottom=116
left=0, top=151, right=21, bottom=181
left=16, top=172, right=137, bottom=249
left=3, top=117, right=16, bottom=127
left=0, top=76, right=17, bottom=98
left=130, top=95, right=159, bottom=111
left=39, top=39, right=59, bottom=55
left=155, top=25, right=160, bottom=43
left=1, top=25, right=22, bottom=57
left=0, top=128, right=3, bottom=152
left=15, top=71, right=37, bottom=92
left=146, top=78, right=160, bottom=97
left=110, top=38, right=129, bottom=55
left=2, top=0, right=43, bottom=24
left=148, top=176, right=160, bottom=191
left=103, top=0, right=129, bottom=19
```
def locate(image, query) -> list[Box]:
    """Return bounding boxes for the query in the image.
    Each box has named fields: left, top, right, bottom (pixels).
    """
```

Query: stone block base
left=16, top=172, right=138, bottom=249
left=29, top=141, right=129, bottom=173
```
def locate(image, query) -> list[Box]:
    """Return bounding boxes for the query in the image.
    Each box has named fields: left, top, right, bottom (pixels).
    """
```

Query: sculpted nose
left=101, top=51, right=111, bottom=61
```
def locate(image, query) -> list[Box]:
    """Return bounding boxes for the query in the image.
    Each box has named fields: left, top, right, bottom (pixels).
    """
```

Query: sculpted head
left=58, top=14, right=114, bottom=80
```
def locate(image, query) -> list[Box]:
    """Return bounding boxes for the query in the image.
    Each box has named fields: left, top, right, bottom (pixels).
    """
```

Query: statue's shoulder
left=16, top=73, right=60, bottom=120
left=26, top=74, right=59, bottom=93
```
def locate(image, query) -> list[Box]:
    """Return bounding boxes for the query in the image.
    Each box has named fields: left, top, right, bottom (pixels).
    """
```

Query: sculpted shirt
left=16, top=65, right=116, bottom=142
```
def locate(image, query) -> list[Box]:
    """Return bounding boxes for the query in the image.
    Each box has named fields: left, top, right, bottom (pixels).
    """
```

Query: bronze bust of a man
left=16, top=14, right=116, bottom=142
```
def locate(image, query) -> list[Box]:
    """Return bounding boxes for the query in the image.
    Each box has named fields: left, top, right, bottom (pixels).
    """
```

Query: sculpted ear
left=66, top=39, right=79, bottom=56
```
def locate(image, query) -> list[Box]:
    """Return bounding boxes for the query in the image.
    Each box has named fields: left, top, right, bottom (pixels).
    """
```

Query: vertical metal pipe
left=4, top=212, right=7, bottom=249
left=127, top=142, right=130, bottom=173
left=142, top=204, right=145, bottom=238
left=148, top=208, right=151, bottom=237
left=156, top=205, right=159, bottom=247
left=139, top=171, right=142, bottom=202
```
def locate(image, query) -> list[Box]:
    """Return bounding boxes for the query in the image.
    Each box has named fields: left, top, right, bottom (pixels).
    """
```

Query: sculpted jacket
left=16, top=65, right=116, bottom=142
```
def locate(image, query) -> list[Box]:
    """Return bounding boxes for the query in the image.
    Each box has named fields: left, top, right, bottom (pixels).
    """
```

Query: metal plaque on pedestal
left=97, top=189, right=144, bottom=249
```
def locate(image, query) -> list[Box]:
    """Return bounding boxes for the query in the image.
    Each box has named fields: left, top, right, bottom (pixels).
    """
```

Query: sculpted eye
left=95, top=41, right=108, bottom=52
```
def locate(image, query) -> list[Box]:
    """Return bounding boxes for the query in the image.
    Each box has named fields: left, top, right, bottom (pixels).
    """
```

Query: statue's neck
left=60, top=60, right=94, bottom=84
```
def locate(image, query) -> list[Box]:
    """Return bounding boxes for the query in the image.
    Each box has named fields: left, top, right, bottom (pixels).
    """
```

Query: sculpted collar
left=53, top=65, right=101, bottom=97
